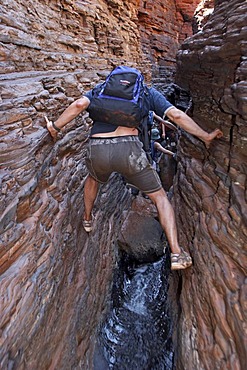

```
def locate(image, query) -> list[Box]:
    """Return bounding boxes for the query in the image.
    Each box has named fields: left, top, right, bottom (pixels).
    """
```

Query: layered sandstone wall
left=0, top=0, right=200, bottom=369
left=2, top=0, right=246, bottom=369
left=174, top=0, right=247, bottom=369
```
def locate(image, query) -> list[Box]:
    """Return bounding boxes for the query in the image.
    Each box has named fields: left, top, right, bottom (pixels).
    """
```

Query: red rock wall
left=174, top=0, right=247, bottom=369
left=0, top=0, right=201, bottom=369
left=3, top=0, right=246, bottom=369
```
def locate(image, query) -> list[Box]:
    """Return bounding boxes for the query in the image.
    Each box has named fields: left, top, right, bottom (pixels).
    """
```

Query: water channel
left=94, top=251, right=174, bottom=370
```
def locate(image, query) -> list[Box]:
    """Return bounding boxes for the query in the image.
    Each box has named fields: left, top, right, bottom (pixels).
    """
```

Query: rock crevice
left=0, top=0, right=246, bottom=369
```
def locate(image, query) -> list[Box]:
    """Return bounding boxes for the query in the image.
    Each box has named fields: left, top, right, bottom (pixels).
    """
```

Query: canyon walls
left=174, top=0, right=247, bottom=369
left=1, top=0, right=246, bottom=369
left=0, top=0, right=199, bottom=369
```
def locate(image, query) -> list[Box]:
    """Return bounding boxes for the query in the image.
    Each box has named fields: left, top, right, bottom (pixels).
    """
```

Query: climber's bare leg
left=147, top=188, right=181, bottom=254
left=83, top=174, right=99, bottom=221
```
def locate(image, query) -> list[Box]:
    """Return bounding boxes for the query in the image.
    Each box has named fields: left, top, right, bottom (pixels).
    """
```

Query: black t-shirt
left=84, top=86, right=174, bottom=135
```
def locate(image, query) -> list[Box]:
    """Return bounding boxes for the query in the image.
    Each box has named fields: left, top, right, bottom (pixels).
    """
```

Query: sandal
left=171, top=247, right=192, bottom=270
left=83, top=215, right=94, bottom=233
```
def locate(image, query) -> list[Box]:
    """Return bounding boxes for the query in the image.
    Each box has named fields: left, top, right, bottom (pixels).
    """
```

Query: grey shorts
left=85, top=136, right=162, bottom=194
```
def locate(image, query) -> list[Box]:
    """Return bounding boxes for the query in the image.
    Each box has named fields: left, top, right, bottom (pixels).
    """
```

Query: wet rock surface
left=117, top=195, right=165, bottom=263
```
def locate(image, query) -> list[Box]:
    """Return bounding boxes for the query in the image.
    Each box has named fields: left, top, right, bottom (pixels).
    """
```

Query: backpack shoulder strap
left=91, top=82, right=104, bottom=96
left=138, top=110, right=153, bottom=163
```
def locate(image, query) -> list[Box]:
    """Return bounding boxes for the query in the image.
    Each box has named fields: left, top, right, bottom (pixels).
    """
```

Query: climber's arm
left=46, top=96, right=90, bottom=140
left=166, top=107, right=223, bottom=148
left=154, top=142, right=174, bottom=157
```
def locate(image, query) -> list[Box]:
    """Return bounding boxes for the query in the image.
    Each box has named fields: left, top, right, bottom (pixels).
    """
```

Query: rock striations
left=0, top=1, right=200, bottom=369
left=0, top=0, right=246, bottom=369
left=174, top=0, right=247, bottom=369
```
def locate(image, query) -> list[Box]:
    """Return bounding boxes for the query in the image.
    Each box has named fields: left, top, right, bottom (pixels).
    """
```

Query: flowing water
left=94, top=251, right=174, bottom=370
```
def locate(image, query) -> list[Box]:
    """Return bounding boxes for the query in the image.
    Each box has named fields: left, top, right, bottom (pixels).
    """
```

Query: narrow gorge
left=0, top=0, right=246, bottom=369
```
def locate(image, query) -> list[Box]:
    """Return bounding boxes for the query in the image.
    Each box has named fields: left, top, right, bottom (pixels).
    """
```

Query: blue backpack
left=87, top=66, right=150, bottom=128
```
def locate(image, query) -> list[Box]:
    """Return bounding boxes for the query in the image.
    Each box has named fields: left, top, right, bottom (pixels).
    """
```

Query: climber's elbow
left=75, top=96, right=90, bottom=111
left=167, top=107, right=184, bottom=122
